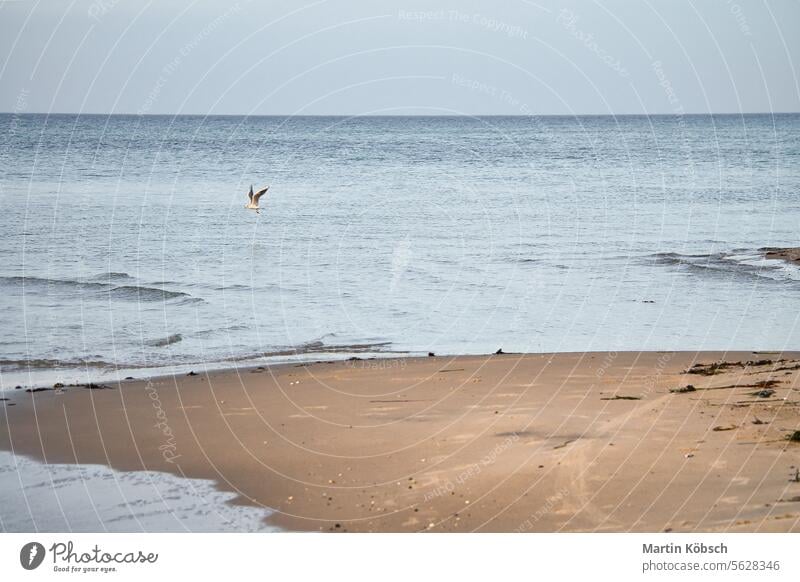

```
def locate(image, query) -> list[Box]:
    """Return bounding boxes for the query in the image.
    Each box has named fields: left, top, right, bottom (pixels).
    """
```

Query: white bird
left=245, top=184, right=269, bottom=213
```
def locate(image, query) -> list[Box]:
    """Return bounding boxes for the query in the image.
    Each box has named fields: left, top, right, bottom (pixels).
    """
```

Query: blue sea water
left=1, top=113, right=799, bottom=387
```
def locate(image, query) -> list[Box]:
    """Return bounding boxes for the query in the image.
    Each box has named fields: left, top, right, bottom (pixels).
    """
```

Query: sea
left=1, top=113, right=799, bottom=388
left=0, top=451, right=275, bottom=532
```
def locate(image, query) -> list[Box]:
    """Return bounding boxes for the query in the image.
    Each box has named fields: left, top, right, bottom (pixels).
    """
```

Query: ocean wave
left=146, top=333, right=183, bottom=347
left=257, top=338, right=393, bottom=358
left=0, top=276, right=107, bottom=292
left=647, top=252, right=717, bottom=266
left=0, top=276, right=197, bottom=302
left=191, top=324, right=249, bottom=338
left=149, top=280, right=269, bottom=293
left=90, top=340, right=394, bottom=370
left=176, top=296, right=206, bottom=305
left=644, top=250, right=800, bottom=283
left=213, top=284, right=249, bottom=291
left=208, top=336, right=395, bottom=364
left=0, top=337, right=396, bottom=374
left=514, top=258, right=542, bottom=264
left=91, top=271, right=136, bottom=282
left=106, top=285, right=191, bottom=301
left=0, top=357, right=129, bottom=370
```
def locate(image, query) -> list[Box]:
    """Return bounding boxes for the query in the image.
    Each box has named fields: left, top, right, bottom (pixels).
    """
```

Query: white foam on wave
left=0, top=451, right=278, bottom=533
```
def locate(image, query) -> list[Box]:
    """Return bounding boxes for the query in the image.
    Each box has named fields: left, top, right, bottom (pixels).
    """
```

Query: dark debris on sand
left=685, top=359, right=781, bottom=376
left=776, top=362, right=800, bottom=373
left=23, top=381, right=114, bottom=393
left=600, top=395, right=642, bottom=401
left=750, top=389, right=776, bottom=398
left=82, top=383, right=113, bottom=390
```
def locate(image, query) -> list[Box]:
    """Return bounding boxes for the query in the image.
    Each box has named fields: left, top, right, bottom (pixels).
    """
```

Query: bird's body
left=245, top=185, right=269, bottom=213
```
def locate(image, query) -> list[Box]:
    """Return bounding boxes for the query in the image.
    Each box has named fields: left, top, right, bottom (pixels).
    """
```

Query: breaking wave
left=0, top=276, right=197, bottom=302
left=146, top=334, right=183, bottom=347
left=259, top=338, right=393, bottom=358
left=105, top=285, right=191, bottom=301
left=644, top=249, right=800, bottom=283
left=0, top=357, right=133, bottom=370
left=90, top=271, right=136, bottom=282
left=0, top=337, right=397, bottom=375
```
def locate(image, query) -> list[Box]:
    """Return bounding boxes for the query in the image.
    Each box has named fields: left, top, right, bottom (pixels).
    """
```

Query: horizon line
left=2, top=111, right=799, bottom=118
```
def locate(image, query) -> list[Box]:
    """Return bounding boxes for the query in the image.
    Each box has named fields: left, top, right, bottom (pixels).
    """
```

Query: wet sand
left=763, top=247, right=800, bottom=265
left=1, top=351, right=799, bottom=532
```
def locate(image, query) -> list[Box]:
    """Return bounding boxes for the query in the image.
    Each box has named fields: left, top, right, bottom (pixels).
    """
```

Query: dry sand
left=1, top=351, right=799, bottom=532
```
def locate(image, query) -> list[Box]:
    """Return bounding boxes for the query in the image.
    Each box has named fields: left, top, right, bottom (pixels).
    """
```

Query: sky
left=0, top=0, right=798, bottom=115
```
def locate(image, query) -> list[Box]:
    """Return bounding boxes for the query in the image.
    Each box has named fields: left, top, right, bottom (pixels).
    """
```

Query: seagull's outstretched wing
left=253, top=186, right=269, bottom=203
left=248, top=185, right=254, bottom=201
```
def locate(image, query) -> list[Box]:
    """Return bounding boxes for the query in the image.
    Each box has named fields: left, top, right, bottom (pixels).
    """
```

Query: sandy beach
left=763, top=247, right=800, bottom=265
left=1, top=351, right=798, bottom=532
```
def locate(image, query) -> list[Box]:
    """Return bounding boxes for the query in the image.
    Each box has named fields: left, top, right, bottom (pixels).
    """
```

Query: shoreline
left=762, top=247, right=800, bottom=266
left=1, top=350, right=799, bottom=532
left=6, top=344, right=800, bottom=392
left=3, top=247, right=799, bottom=393
left=0, top=349, right=418, bottom=392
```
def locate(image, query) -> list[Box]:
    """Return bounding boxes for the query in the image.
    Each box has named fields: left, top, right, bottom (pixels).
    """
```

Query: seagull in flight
left=245, top=185, right=269, bottom=213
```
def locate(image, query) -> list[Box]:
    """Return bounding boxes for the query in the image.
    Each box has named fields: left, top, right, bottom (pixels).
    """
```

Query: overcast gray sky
left=1, top=0, right=798, bottom=115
